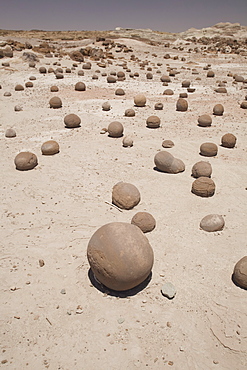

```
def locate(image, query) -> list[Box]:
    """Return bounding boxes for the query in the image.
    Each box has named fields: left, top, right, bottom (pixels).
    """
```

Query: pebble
left=14, top=105, right=22, bottom=111
left=39, top=259, right=45, bottom=267
left=161, top=282, right=176, bottom=299
left=60, top=289, right=66, bottom=294
left=117, top=317, right=125, bottom=324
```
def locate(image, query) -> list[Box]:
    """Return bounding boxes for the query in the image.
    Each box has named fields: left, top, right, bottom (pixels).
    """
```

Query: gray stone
left=161, top=282, right=176, bottom=299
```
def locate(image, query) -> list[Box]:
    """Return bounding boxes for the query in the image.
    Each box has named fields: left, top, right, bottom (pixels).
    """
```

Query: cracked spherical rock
left=154, top=151, right=185, bottom=174
left=221, top=133, right=237, bottom=148
left=112, top=182, right=140, bottom=210
left=200, top=214, right=225, bottom=232
left=107, top=121, right=124, bottom=137
left=87, top=222, right=154, bottom=291
left=131, top=212, right=156, bottom=233
left=49, top=96, right=62, bottom=109
left=146, top=115, right=160, bottom=128
left=192, top=161, right=212, bottom=178
left=14, top=152, right=38, bottom=171
left=64, top=114, right=81, bottom=128
left=232, top=256, right=247, bottom=290
left=134, top=94, right=146, bottom=107
left=41, top=140, right=59, bottom=155
left=200, top=143, right=218, bottom=157
left=198, top=114, right=212, bottom=127
left=191, top=177, right=215, bottom=197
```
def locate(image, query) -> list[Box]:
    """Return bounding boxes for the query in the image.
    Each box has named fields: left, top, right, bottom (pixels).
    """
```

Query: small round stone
left=191, top=161, right=212, bottom=178
left=41, top=140, right=59, bottom=155
left=162, top=140, right=174, bottom=148
left=5, top=128, right=16, bottom=138
left=64, top=114, right=81, bottom=128
left=163, top=89, right=174, bottom=95
left=154, top=103, right=163, bottom=110
left=25, top=81, right=33, bottom=88
left=39, top=66, right=47, bottom=74
left=49, top=96, right=62, bottom=108
left=176, top=98, right=188, bottom=112
left=15, top=84, right=24, bottom=91
left=134, top=94, right=146, bottom=107
left=75, top=82, right=86, bottom=91
left=232, top=256, right=247, bottom=290
left=131, top=212, right=156, bottom=233
left=122, top=136, right=133, bottom=147
left=102, top=102, right=111, bottom=111
left=50, top=85, right=59, bottom=92
left=107, top=76, right=116, bottom=83
left=146, top=115, right=160, bottom=128
left=213, top=104, right=224, bottom=116
left=125, top=108, right=135, bottom=117
left=191, top=177, right=216, bottom=197
left=108, top=121, right=124, bottom=137
left=240, top=101, right=247, bottom=109
left=221, top=133, right=237, bottom=148
left=14, top=105, right=22, bottom=112
left=200, top=143, right=218, bottom=157
left=87, top=222, right=154, bottom=291
left=115, top=88, right=125, bottom=96
left=198, top=114, right=212, bottom=127
left=14, top=152, right=38, bottom=171
left=112, top=182, right=140, bottom=210
left=207, top=70, right=215, bottom=77
left=200, top=214, right=225, bottom=232
left=182, top=80, right=190, bottom=88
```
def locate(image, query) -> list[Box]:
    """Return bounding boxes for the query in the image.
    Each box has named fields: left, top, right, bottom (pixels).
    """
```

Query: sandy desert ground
left=0, top=24, right=247, bottom=370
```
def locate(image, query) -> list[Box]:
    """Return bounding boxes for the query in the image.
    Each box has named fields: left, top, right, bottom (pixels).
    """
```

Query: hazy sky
left=1, top=0, right=247, bottom=33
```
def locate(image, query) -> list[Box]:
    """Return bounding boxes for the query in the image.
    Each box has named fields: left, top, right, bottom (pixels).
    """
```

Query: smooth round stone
left=50, top=85, right=59, bottom=92
left=75, top=82, right=86, bottom=91
left=232, top=256, right=247, bottom=290
left=108, top=121, right=123, bottom=137
left=240, top=101, right=247, bottom=109
left=87, top=222, right=154, bottom=291
left=41, top=140, right=59, bottom=155
left=198, top=114, right=212, bottom=127
left=125, top=108, right=135, bottom=117
left=122, top=136, right=133, bottom=147
left=191, top=161, right=212, bottom=178
left=14, top=152, right=38, bottom=171
left=221, top=133, right=237, bottom=148
left=213, top=104, right=224, bottom=115
left=64, top=114, right=81, bottom=128
left=163, top=89, right=174, bottom=95
left=14, top=105, right=22, bottom=112
left=49, top=96, right=62, bottom=108
left=115, top=88, right=125, bottom=96
left=112, top=182, right=140, bottom=210
left=162, top=140, right=174, bottom=148
left=146, top=115, right=160, bottom=128
left=200, top=214, right=225, bottom=232
left=102, top=102, right=111, bottom=111
left=176, top=98, right=188, bottom=111
left=5, top=128, right=16, bottom=138
left=134, top=94, right=146, bottom=107
left=200, top=143, right=218, bottom=157
left=131, top=212, right=156, bottom=233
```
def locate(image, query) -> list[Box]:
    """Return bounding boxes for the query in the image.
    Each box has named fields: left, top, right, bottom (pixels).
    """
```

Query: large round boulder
left=191, top=177, right=215, bottom=197
left=232, top=256, right=247, bottom=290
left=112, top=182, right=140, bottom=210
left=14, top=152, right=38, bottom=171
left=191, top=161, right=212, bottom=178
left=87, top=222, right=154, bottom=291
left=108, top=121, right=124, bottom=137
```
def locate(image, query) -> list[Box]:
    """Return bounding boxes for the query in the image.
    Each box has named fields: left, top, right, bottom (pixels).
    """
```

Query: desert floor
left=0, top=34, right=247, bottom=370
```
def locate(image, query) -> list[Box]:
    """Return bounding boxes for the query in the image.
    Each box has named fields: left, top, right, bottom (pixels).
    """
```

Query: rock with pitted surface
left=146, top=115, right=160, bottom=128
left=200, top=142, right=218, bottom=157
left=49, top=96, right=62, bottom=108
left=198, top=114, right=212, bottom=127
left=134, top=94, right=146, bottom=107
left=191, top=177, right=215, bottom=197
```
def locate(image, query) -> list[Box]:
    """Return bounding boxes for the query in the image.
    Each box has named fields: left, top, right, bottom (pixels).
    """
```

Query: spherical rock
left=78, top=70, right=84, bottom=76
left=162, top=140, right=174, bottom=148
left=131, top=212, right=156, bottom=233
left=232, top=256, right=247, bottom=290
left=179, top=92, right=188, bottom=98
left=200, top=214, right=225, bottom=232
left=4, top=92, right=11, bottom=97
left=154, top=102, right=163, bottom=110
left=25, top=81, right=33, bottom=88
left=146, top=72, right=153, bottom=79
left=75, top=82, right=86, bottom=91
left=14, top=152, right=38, bottom=171
left=213, top=104, right=224, bottom=115
left=29, top=62, right=35, bottom=67
left=107, top=76, right=116, bottom=83
left=122, top=136, right=133, bottom=147
left=182, top=80, right=190, bottom=88
left=115, top=88, right=125, bottom=96
left=163, top=89, right=174, bottom=95
left=87, top=222, right=154, bottom=291
left=39, top=66, right=47, bottom=74
left=5, top=128, right=16, bottom=138
left=49, top=96, right=62, bottom=108
left=176, top=98, right=188, bottom=112
left=200, top=142, right=218, bottom=157
left=234, top=75, right=244, bottom=82
left=112, top=182, right=140, bottom=210
left=240, top=101, right=247, bottom=109
left=207, top=70, right=215, bottom=77
left=221, top=133, right=237, bottom=148
left=125, top=108, right=135, bottom=117
left=15, top=84, right=24, bottom=91
left=198, top=114, right=212, bottom=127
left=41, top=140, right=59, bottom=155
left=102, top=102, right=111, bottom=111
left=215, top=87, right=227, bottom=93
left=55, top=73, right=64, bottom=79
left=117, top=71, right=125, bottom=78
left=154, top=151, right=185, bottom=174
left=146, top=115, right=160, bottom=128
left=64, top=113, right=81, bottom=128
left=50, top=85, right=59, bottom=92
left=134, top=94, right=146, bottom=107
left=108, top=121, right=124, bottom=137
left=160, top=75, right=170, bottom=83
left=191, top=161, right=212, bottom=178
left=14, top=105, right=22, bottom=112
left=191, top=177, right=215, bottom=197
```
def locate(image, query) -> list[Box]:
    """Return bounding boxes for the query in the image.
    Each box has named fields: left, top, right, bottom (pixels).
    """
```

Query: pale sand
left=0, top=34, right=247, bottom=369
